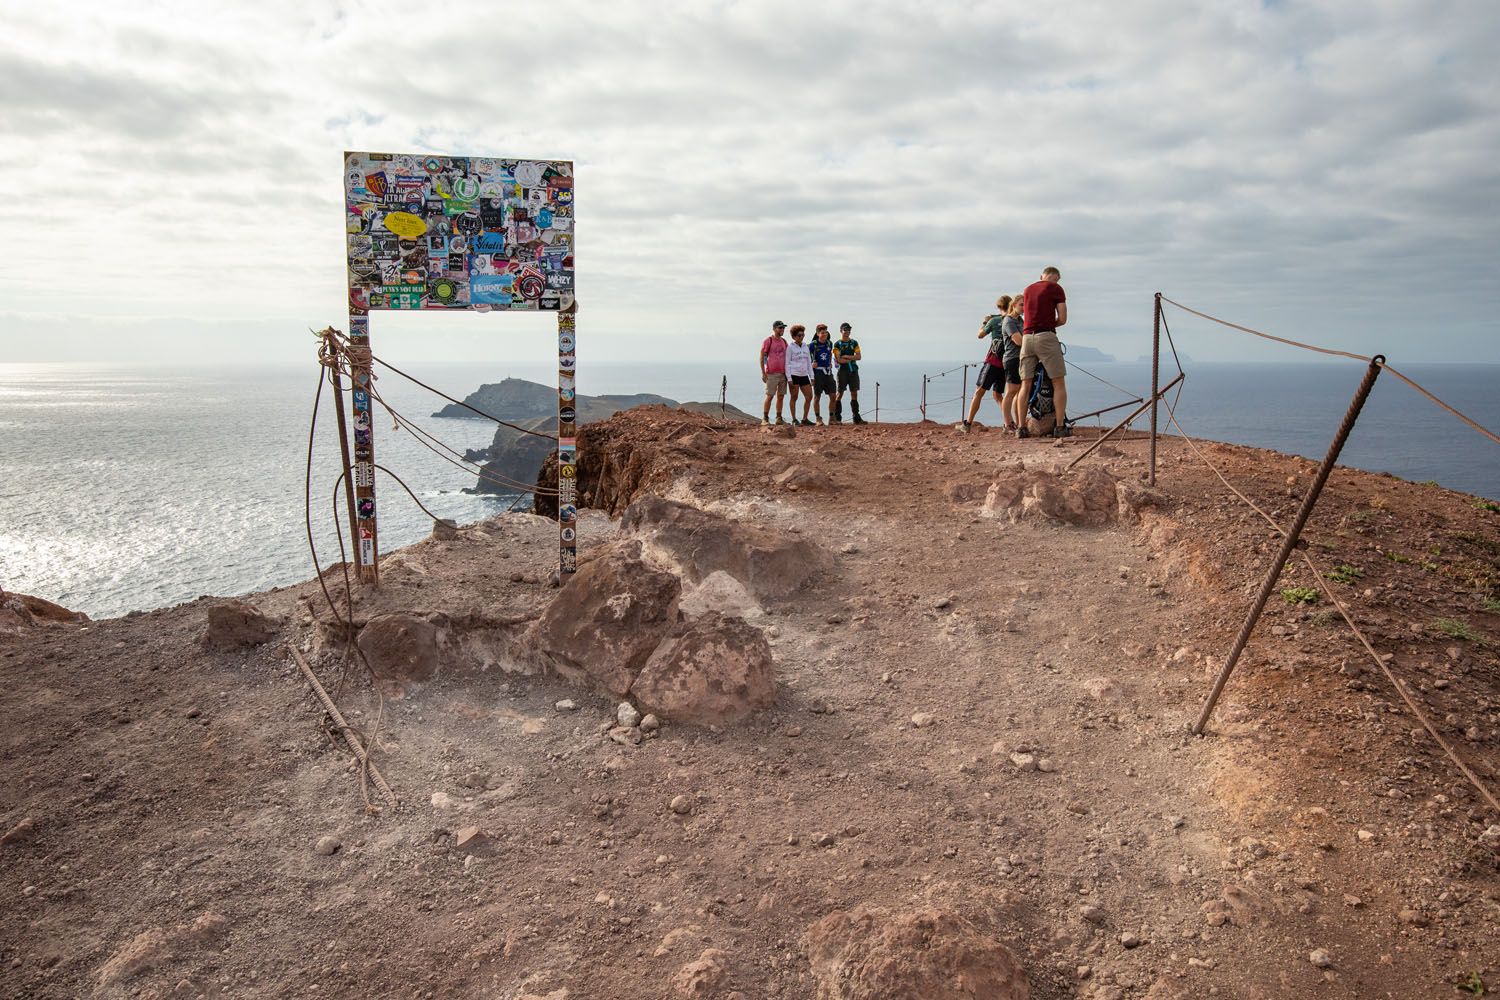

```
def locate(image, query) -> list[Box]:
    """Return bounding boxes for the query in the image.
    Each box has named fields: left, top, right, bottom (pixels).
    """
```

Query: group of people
left=960, top=266, right=1070, bottom=437
left=758, top=321, right=865, bottom=425
left=755, top=266, right=1068, bottom=435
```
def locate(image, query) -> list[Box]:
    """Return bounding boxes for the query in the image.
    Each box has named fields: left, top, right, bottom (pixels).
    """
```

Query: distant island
left=1065, top=344, right=1115, bottom=363
left=1135, top=352, right=1194, bottom=364
left=433, top=377, right=755, bottom=494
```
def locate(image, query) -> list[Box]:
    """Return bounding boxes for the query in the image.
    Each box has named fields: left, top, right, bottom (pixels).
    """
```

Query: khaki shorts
left=1018, top=331, right=1066, bottom=382
left=764, top=372, right=787, bottom=394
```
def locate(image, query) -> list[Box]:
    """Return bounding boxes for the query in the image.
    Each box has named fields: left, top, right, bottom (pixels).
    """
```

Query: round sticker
left=560, top=464, right=576, bottom=479
left=455, top=213, right=481, bottom=237
left=561, top=527, right=576, bottom=543
left=560, top=387, right=575, bottom=401
left=560, top=504, right=577, bottom=522
left=517, top=272, right=545, bottom=300
left=423, top=156, right=443, bottom=174
left=515, top=161, right=544, bottom=187
left=559, top=406, right=576, bottom=423
left=452, top=177, right=479, bottom=200
left=559, top=332, right=575, bottom=352
left=431, top=279, right=458, bottom=304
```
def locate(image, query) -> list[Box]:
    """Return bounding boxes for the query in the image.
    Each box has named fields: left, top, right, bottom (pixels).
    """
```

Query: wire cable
left=371, top=353, right=555, bottom=440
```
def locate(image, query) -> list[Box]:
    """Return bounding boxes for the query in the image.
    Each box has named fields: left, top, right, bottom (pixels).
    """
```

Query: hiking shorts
left=1019, top=331, right=1065, bottom=382
left=977, top=361, right=1006, bottom=392
left=837, top=369, right=860, bottom=392
left=813, top=371, right=836, bottom=395
left=764, top=372, right=787, bottom=394
left=790, top=375, right=810, bottom=387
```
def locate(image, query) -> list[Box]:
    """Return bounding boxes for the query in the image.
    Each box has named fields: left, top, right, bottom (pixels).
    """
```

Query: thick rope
left=1161, top=395, right=1500, bottom=815
left=1158, top=298, right=1500, bottom=450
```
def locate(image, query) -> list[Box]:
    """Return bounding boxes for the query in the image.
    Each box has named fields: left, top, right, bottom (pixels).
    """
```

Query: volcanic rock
left=356, top=613, right=441, bottom=683
left=202, top=599, right=277, bottom=649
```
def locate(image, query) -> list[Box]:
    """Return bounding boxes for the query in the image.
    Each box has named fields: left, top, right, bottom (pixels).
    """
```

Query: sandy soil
left=2, top=410, right=1498, bottom=1000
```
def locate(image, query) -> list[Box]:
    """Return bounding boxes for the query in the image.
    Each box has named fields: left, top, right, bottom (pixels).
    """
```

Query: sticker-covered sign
left=345, top=152, right=574, bottom=313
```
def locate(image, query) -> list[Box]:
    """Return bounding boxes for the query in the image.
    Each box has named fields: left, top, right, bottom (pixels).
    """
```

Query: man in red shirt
left=1019, top=266, right=1069, bottom=437
left=759, top=320, right=789, bottom=425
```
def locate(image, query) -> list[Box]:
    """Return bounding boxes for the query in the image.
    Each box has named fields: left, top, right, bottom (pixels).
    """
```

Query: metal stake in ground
left=1192, top=355, right=1384, bottom=735
left=1150, top=292, right=1162, bottom=487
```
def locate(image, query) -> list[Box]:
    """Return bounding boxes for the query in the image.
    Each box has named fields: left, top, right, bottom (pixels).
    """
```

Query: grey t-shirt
left=1000, top=315, right=1023, bottom=362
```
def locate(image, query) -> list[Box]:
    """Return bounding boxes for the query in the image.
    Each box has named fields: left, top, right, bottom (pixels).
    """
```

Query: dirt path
left=2, top=414, right=1496, bottom=999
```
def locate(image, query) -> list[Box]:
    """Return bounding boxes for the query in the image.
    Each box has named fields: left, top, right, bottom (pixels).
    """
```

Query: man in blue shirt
left=809, top=324, right=836, bottom=425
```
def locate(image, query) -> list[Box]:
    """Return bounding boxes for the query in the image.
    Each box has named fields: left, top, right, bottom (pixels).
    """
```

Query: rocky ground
left=2, top=407, right=1498, bottom=1000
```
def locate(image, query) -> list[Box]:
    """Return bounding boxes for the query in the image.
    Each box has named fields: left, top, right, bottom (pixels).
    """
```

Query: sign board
left=342, top=151, right=578, bottom=579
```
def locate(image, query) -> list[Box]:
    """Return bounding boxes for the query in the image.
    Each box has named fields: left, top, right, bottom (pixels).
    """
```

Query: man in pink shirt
left=760, top=320, right=789, bottom=425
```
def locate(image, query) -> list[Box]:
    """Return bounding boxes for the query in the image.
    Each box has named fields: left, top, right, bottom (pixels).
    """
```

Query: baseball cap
left=772, top=320, right=786, bottom=329
left=839, top=322, right=852, bottom=332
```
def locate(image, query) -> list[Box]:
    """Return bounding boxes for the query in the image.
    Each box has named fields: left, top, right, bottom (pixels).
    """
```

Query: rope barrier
left=371, top=353, right=555, bottom=440
left=1160, top=394, right=1500, bottom=815
left=1158, top=296, right=1500, bottom=450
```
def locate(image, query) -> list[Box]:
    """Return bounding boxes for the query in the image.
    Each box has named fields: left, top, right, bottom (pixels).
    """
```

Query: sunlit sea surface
left=1, top=360, right=1495, bottom=619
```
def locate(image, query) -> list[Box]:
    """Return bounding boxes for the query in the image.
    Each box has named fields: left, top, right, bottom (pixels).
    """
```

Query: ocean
left=1, top=359, right=1495, bottom=620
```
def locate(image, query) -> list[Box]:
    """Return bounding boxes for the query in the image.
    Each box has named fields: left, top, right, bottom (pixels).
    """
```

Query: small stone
left=670, top=795, right=692, bottom=815
left=22, top=885, right=37, bottom=897
left=1119, top=932, right=1141, bottom=949
left=454, top=826, right=489, bottom=853
left=431, top=518, right=459, bottom=541
left=554, top=699, right=578, bottom=713
left=784, top=725, right=802, bottom=737
left=932, top=596, right=952, bottom=610
left=840, top=542, right=860, bottom=554
left=1066, top=801, right=1090, bottom=815
left=617, top=702, right=642, bottom=729
left=185, top=707, right=202, bottom=719
left=1079, top=904, right=1107, bottom=926
left=640, top=714, right=661, bottom=733
left=813, top=832, right=836, bottom=848
left=1009, top=752, right=1038, bottom=772
left=1309, top=949, right=1333, bottom=968
left=314, top=836, right=341, bottom=856
left=1343, top=894, right=1363, bottom=908
left=1356, top=829, right=1376, bottom=843
left=1037, top=758, right=1056, bottom=773
left=430, top=792, right=460, bottom=811
left=1167, top=815, right=1185, bottom=829
left=910, top=712, right=936, bottom=728
left=608, top=726, right=643, bottom=746
left=1398, top=908, right=1430, bottom=927
left=0, top=817, right=36, bottom=847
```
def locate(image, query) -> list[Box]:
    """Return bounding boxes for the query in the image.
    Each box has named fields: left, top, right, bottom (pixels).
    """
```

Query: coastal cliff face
left=3, top=411, right=1498, bottom=1000
left=436, top=377, right=754, bottom=495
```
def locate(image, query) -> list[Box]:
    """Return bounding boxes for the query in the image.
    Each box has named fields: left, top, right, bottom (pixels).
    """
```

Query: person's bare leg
left=1002, top=383, right=1020, bottom=430
left=775, top=386, right=786, bottom=422
left=1052, top=377, right=1068, bottom=432
left=965, top=387, right=984, bottom=425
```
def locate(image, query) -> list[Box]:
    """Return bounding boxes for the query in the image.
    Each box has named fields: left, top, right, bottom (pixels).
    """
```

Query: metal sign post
left=342, top=152, right=577, bottom=581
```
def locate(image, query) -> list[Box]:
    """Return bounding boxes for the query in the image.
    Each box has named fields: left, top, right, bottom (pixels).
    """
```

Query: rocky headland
left=431, top=377, right=755, bottom=494
left=3, top=409, right=1498, bottom=999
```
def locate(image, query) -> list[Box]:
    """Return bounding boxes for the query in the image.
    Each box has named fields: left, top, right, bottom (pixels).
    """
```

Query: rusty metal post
left=720, top=375, right=726, bottom=420
left=1192, top=356, right=1385, bottom=735
left=1065, top=372, right=1184, bottom=472
left=960, top=364, right=969, bottom=420
left=875, top=382, right=880, bottom=423
left=1150, top=292, right=1161, bottom=486
left=322, top=330, right=360, bottom=558
left=920, top=375, right=928, bottom=422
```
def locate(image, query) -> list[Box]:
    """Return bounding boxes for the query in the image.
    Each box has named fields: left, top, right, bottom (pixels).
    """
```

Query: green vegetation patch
left=1281, top=586, right=1320, bottom=606
left=1329, top=564, right=1364, bottom=585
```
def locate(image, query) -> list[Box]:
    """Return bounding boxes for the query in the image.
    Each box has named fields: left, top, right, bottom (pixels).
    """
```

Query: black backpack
left=1028, top=364, right=1054, bottom=419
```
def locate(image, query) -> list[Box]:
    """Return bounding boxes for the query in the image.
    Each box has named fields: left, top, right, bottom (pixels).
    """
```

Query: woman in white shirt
left=784, top=325, right=815, bottom=426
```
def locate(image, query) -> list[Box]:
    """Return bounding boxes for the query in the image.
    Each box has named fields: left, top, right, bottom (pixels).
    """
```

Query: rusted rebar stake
left=1066, top=372, right=1183, bottom=472
left=1192, top=355, right=1385, bottom=735
left=1150, top=293, right=1161, bottom=486
left=323, top=330, right=360, bottom=558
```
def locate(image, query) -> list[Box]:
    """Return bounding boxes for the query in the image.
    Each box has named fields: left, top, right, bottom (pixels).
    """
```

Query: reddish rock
left=803, top=905, right=1029, bottom=1000
left=202, top=599, right=277, bottom=649
left=631, top=613, right=775, bottom=725
left=622, top=496, right=824, bottom=598
left=672, top=948, right=728, bottom=997
left=984, top=464, right=1127, bottom=528
left=356, top=613, right=441, bottom=682
left=527, top=541, right=681, bottom=696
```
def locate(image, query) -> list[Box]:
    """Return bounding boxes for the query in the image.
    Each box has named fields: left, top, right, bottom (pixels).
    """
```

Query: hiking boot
left=1016, top=427, right=1029, bottom=439
left=761, top=417, right=770, bottom=426
left=1052, top=424, right=1072, bottom=438
left=955, top=421, right=970, bottom=433
left=816, top=416, right=825, bottom=425
left=775, top=416, right=786, bottom=425
left=800, top=418, right=814, bottom=427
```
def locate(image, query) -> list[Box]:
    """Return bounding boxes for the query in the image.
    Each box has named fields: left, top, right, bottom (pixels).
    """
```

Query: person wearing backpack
left=832, top=322, right=865, bottom=424
left=809, top=324, right=837, bottom=425
left=1019, top=266, right=1069, bottom=437
left=759, top=320, right=789, bottom=425
left=958, top=294, right=1021, bottom=433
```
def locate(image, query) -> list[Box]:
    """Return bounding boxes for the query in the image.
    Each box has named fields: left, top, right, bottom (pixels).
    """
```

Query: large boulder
left=203, top=599, right=277, bottom=648
left=803, top=905, right=1029, bottom=1000
left=631, top=613, right=776, bottom=725
left=526, top=541, right=681, bottom=696
left=984, top=464, right=1125, bottom=527
left=622, top=496, right=823, bottom=598
left=356, top=613, right=441, bottom=682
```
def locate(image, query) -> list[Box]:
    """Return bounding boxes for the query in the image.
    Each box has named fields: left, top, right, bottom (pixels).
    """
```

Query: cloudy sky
left=2, top=0, right=1496, bottom=367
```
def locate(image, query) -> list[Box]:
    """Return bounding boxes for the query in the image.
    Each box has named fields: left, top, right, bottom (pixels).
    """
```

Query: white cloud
left=0, top=0, right=1496, bottom=367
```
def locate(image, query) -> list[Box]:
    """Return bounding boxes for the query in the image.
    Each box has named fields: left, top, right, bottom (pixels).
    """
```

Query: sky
left=1, top=0, right=1497, bottom=369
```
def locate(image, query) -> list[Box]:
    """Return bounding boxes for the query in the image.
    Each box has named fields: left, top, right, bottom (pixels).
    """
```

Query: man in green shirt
left=831, top=322, right=865, bottom=424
